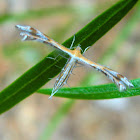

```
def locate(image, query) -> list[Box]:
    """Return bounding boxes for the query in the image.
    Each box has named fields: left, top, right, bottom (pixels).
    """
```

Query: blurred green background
left=0, top=0, right=139, bottom=140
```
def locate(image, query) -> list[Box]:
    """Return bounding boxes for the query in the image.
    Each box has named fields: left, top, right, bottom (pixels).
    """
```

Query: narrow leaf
left=38, top=79, right=140, bottom=100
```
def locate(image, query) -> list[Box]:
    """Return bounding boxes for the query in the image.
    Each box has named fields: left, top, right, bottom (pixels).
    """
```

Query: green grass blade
left=39, top=100, right=75, bottom=140
left=0, top=0, right=138, bottom=114
left=38, top=78, right=140, bottom=100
